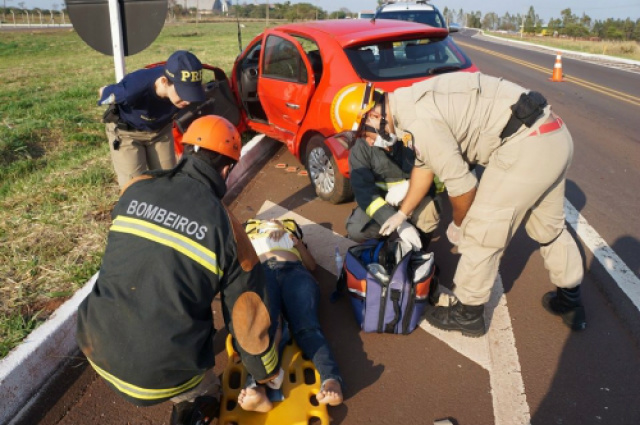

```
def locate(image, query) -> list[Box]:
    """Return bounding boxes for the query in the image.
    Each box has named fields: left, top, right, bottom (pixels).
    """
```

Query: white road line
left=256, top=201, right=530, bottom=425
left=565, top=199, right=640, bottom=311
left=420, top=276, right=530, bottom=425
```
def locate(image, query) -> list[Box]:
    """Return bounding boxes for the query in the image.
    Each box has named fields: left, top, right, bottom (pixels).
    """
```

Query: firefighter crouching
left=331, top=83, right=441, bottom=251
left=76, top=116, right=280, bottom=425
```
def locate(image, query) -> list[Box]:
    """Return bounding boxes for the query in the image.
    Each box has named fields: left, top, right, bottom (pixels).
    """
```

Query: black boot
left=425, top=301, right=486, bottom=337
left=418, top=231, right=434, bottom=251
left=171, top=396, right=219, bottom=425
left=542, top=286, right=586, bottom=330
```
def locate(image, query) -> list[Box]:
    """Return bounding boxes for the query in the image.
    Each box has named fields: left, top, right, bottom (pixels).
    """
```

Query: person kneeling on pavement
left=331, top=83, right=441, bottom=251
left=237, top=219, right=344, bottom=413
left=76, top=116, right=281, bottom=425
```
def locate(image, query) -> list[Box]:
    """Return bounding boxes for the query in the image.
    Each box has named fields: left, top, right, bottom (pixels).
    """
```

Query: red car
left=177, top=19, right=477, bottom=203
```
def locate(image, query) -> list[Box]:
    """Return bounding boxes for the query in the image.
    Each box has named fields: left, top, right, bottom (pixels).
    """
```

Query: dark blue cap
left=164, top=50, right=206, bottom=103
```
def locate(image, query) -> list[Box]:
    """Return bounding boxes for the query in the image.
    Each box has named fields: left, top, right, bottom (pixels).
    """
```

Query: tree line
left=443, top=6, right=638, bottom=41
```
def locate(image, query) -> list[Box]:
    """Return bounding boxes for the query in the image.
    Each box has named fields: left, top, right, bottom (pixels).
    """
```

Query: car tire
left=305, top=135, right=353, bottom=204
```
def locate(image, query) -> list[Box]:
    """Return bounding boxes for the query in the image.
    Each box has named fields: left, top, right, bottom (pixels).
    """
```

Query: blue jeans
left=262, top=258, right=342, bottom=386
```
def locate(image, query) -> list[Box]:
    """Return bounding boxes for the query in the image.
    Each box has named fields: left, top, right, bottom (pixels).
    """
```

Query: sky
left=15, top=1, right=640, bottom=23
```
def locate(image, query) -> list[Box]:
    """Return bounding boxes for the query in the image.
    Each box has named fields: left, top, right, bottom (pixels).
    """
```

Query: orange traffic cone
left=550, top=52, right=564, bottom=82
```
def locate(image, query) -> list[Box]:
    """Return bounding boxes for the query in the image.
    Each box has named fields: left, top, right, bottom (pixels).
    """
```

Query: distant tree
left=622, top=18, right=635, bottom=41
left=547, top=17, right=562, bottom=34
left=560, top=8, right=577, bottom=27
left=535, top=20, right=544, bottom=34
left=564, top=23, right=589, bottom=38
left=579, top=13, right=592, bottom=29
left=339, top=7, right=351, bottom=19
left=466, top=10, right=481, bottom=28
left=634, top=18, right=640, bottom=41
left=524, top=6, right=537, bottom=34
left=329, top=10, right=346, bottom=19
left=482, top=11, right=498, bottom=30
left=442, top=6, right=455, bottom=25
left=499, top=12, right=518, bottom=31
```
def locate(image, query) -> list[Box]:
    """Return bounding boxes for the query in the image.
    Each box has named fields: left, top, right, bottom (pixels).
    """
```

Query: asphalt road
left=15, top=33, right=640, bottom=425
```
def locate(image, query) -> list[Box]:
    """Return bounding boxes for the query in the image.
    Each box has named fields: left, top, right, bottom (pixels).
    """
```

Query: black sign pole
left=108, top=0, right=126, bottom=81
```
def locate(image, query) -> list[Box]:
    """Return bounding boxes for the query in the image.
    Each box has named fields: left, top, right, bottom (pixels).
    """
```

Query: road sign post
left=108, top=0, right=126, bottom=81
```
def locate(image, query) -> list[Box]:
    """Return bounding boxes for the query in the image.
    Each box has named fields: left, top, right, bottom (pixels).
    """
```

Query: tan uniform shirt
left=389, top=72, right=527, bottom=197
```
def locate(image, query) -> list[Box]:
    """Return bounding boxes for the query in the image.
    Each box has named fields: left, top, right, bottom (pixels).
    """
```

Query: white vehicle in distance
left=374, top=0, right=459, bottom=33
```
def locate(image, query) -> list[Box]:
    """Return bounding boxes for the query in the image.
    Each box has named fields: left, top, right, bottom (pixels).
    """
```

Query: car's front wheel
left=305, top=136, right=353, bottom=204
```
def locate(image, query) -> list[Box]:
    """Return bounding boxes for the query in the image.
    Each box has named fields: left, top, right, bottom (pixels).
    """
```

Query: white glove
left=379, top=210, right=407, bottom=236
left=385, top=180, right=410, bottom=206
left=446, top=221, right=462, bottom=246
left=397, top=221, right=422, bottom=251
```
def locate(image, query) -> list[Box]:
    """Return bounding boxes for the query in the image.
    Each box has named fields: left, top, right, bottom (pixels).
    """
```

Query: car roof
left=270, top=19, right=449, bottom=47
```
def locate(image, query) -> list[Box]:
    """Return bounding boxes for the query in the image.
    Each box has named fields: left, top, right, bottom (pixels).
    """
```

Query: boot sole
left=424, top=315, right=486, bottom=338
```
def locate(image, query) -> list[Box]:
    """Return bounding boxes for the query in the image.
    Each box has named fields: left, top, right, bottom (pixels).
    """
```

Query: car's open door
left=257, top=30, right=316, bottom=148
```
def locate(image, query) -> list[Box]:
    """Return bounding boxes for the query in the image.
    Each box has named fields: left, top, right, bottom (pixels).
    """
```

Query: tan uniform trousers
left=454, top=120, right=584, bottom=305
left=106, top=123, right=176, bottom=189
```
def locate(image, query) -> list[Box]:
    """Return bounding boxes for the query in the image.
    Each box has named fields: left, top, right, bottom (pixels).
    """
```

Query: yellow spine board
left=220, top=334, right=329, bottom=425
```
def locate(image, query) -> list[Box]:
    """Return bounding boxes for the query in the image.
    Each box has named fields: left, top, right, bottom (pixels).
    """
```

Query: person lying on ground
left=238, top=219, right=344, bottom=412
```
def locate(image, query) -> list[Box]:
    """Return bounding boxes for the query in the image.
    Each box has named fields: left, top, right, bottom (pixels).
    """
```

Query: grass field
left=487, top=31, right=640, bottom=61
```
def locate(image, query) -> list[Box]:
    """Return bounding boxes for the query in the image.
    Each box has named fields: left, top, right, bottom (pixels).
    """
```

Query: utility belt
left=103, top=105, right=141, bottom=132
left=115, top=121, right=136, bottom=132
left=500, top=91, right=549, bottom=139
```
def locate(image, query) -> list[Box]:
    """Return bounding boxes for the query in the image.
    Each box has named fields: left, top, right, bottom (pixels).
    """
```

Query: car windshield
left=376, top=10, right=445, bottom=27
left=344, top=37, right=473, bottom=82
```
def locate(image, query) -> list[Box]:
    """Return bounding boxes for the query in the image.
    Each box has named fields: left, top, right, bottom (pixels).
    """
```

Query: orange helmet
left=330, top=82, right=378, bottom=133
left=181, top=115, right=241, bottom=161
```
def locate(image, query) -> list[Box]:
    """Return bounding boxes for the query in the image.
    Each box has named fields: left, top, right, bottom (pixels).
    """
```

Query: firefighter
left=332, top=73, right=585, bottom=337
left=76, top=115, right=280, bottom=425
left=98, top=50, right=206, bottom=189
left=331, top=83, right=440, bottom=250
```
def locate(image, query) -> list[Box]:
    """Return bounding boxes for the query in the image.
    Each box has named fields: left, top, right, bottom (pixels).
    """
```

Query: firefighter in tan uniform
left=77, top=116, right=280, bottom=425
left=333, top=73, right=585, bottom=337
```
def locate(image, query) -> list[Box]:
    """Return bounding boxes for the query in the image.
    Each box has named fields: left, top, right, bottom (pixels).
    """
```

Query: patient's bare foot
left=238, top=386, right=273, bottom=412
left=316, top=379, right=343, bottom=406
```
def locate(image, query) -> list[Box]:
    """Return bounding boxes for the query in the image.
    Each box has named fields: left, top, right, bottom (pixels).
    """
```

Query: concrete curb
left=0, top=134, right=281, bottom=425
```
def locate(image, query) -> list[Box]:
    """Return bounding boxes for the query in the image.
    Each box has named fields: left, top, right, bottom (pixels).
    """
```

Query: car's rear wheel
left=306, top=135, right=352, bottom=204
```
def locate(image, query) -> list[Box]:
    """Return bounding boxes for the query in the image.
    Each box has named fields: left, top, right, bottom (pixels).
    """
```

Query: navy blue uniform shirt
left=99, top=67, right=179, bottom=132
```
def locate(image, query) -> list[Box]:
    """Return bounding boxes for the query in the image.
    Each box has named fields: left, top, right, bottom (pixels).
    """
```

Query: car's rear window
left=345, top=37, right=474, bottom=82
left=376, top=10, right=445, bottom=28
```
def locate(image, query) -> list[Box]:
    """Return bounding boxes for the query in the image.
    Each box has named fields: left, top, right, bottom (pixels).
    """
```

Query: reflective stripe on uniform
left=366, top=197, right=387, bottom=217
left=261, top=343, right=278, bottom=374
left=87, top=358, right=204, bottom=400
left=375, top=179, right=404, bottom=191
left=111, top=216, right=223, bottom=277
